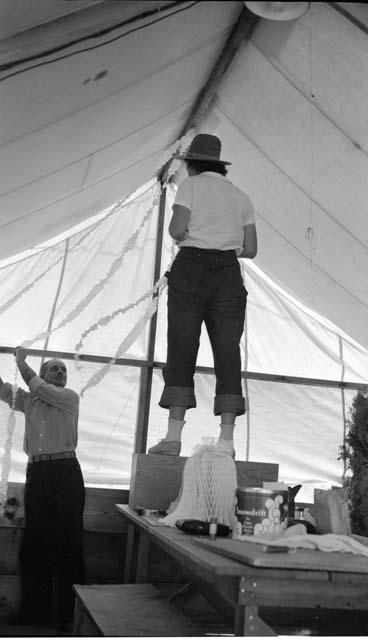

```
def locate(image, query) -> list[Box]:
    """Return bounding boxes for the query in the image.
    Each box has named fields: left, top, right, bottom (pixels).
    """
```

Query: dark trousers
left=160, top=247, right=247, bottom=416
left=19, top=457, right=85, bottom=623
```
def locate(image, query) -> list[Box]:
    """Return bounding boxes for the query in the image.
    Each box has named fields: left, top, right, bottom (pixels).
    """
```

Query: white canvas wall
left=0, top=2, right=367, bottom=500
left=0, top=183, right=366, bottom=500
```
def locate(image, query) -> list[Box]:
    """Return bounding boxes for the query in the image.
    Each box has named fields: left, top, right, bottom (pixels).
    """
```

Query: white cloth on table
left=241, top=524, right=368, bottom=557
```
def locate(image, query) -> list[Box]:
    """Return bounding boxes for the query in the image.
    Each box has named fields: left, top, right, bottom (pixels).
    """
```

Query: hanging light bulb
left=244, top=2, right=310, bottom=21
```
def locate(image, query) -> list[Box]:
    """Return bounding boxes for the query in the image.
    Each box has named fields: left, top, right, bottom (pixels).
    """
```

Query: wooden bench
left=72, top=583, right=201, bottom=636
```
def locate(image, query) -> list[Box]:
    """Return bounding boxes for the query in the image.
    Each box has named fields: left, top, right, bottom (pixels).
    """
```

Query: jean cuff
left=159, top=386, right=196, bottom=409
left=214, top=394, right=245, bottom=416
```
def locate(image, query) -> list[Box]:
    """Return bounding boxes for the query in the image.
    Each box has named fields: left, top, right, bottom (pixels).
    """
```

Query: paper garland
left=0, top=128, right=192, bottom=493
left=22, top=187, right=160, bottom=350
left=0, top=381, right=18, bottom=515
left=154, top=128, right=195, bottom=184
left=80, top=273, right=168, bottom=396
left=0, top=216, right=107, bottom=319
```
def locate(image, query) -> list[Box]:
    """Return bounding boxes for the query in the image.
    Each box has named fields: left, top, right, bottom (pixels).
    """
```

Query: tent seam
left=252, top=208, right=368, bottom=311
left=250, top=40, right=368, bottom=164
left=215, top=104, right=368, bottom=252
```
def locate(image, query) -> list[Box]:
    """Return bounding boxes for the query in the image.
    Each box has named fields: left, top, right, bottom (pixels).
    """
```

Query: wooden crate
left=84, top=487, right=129, bottom=533
left=0, top=484, right=130, bottom=582
left=129, top=453, right=278, bottom=511
left=1, top=483, right=129, bottom=534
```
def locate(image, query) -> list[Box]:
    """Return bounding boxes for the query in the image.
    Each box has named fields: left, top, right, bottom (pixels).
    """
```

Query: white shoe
left=148, top=439, right=181, bottom=456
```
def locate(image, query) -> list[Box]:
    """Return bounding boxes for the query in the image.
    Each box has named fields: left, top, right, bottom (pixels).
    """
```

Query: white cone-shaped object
left=160, top=439, right=237, bottom=528
left=245, top=2, right=310, bottom=21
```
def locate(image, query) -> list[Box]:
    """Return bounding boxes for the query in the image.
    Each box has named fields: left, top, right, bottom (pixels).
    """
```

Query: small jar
left=209, top=516, right=218, bottom=540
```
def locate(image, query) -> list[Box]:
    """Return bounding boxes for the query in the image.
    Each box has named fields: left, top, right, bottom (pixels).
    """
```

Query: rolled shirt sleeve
left=174, top=177, right=193, bottom=209
left=29, top=376, right=79, bottom=414
left=243, top=195, right=255, bottom=226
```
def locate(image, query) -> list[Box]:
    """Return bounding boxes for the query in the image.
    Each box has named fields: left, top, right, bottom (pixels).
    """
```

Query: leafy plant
left=340, top=390, right=368, bottom=535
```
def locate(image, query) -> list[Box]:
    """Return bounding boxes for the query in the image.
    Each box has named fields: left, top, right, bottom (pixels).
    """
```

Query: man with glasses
left=0, top=348, right=85, bottom=631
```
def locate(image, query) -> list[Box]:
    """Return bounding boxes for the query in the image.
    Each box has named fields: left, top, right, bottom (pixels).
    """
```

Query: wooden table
left=116, top=505, right=368, bottom=636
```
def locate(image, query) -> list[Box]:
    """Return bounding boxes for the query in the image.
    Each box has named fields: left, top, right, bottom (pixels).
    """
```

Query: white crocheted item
left=160, top=439, right=237, bottom=528
left=0, top=383, right=18, bottom=514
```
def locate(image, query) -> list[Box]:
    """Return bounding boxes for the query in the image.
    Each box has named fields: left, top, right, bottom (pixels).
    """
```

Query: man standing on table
left=149, top=133, right=257, bottom=458
left=0, top=347, right=85, bottom=631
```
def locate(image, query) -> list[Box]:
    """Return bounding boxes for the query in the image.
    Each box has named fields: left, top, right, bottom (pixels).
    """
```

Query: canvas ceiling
left=0, top=0, right=240, bottom=255
left=1, top=1, right=367, bottom=349
left=0, top=1, right=367, bottom=493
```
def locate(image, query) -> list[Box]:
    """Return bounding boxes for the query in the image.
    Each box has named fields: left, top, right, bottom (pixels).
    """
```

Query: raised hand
left=15, top=346, right=27, bottom=365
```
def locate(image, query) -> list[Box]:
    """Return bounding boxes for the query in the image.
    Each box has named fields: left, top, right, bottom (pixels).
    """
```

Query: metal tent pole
left=134, top=185, right=167, bottom=454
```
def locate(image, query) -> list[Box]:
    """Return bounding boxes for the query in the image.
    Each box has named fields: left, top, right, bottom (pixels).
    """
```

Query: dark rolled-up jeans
left=160, top=246, right=247, bottom=416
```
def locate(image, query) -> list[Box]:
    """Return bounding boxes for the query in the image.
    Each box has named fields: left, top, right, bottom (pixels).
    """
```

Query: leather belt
left=29, top=451, right=76, bottom=463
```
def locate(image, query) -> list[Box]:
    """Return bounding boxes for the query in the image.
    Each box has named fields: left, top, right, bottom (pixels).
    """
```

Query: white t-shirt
left=174, top=172, right=255, bottom=251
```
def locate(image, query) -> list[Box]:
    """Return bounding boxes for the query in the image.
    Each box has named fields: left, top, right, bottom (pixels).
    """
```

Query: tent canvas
left=0, top=1, right=367, bottom=502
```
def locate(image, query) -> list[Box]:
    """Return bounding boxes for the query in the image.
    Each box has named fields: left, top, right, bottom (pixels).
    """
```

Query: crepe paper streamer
left=0, top=258, right=64, bottom=317
left=165, top=158, right=184, bottom=185
left=0, top=182, right=165, bottom=490
left=80, top=295, right=161, bottom=397
left=160, top=438, right=237, bottom=528
left=0, top=182, right=154, bottom=319
left=74, top=181, right=159, bottom=248
left=0, top=214, right=109, bottom=319
left=155, top=129, right=195, bottom=184
left=74, top=291, right=152, bottom=353
left=0, top=381, right=18, bottom=515
left=74, top=268, right=168, bottom=354
left=2, top=168, right=160, bottom=345
left=79, top=275, right=167, bottom=394
left=22, top=189, right=160, bottom=350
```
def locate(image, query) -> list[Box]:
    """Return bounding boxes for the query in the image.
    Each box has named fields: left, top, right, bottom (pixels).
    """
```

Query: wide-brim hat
left=174, top=134, right=232, bottom=165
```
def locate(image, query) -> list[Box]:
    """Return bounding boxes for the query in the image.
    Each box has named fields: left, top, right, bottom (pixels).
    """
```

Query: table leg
left=136, top=530, right=150, bottom=583
left=234, top=604, right=276, bottom=636
left=123, top=522, right=135, bottom=583
left=235, top=577, right=277, bottom=636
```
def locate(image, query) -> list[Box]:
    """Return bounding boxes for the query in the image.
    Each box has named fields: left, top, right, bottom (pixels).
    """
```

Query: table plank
left=116, top=505, right=329, bottom=581
left=115, top=504, right=368, bottom=636
left=193, top=537, right=368, bottom=573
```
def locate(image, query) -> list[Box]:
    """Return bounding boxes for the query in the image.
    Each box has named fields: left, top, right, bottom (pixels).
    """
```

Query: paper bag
left=313, top=487, right=351, bottom=535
